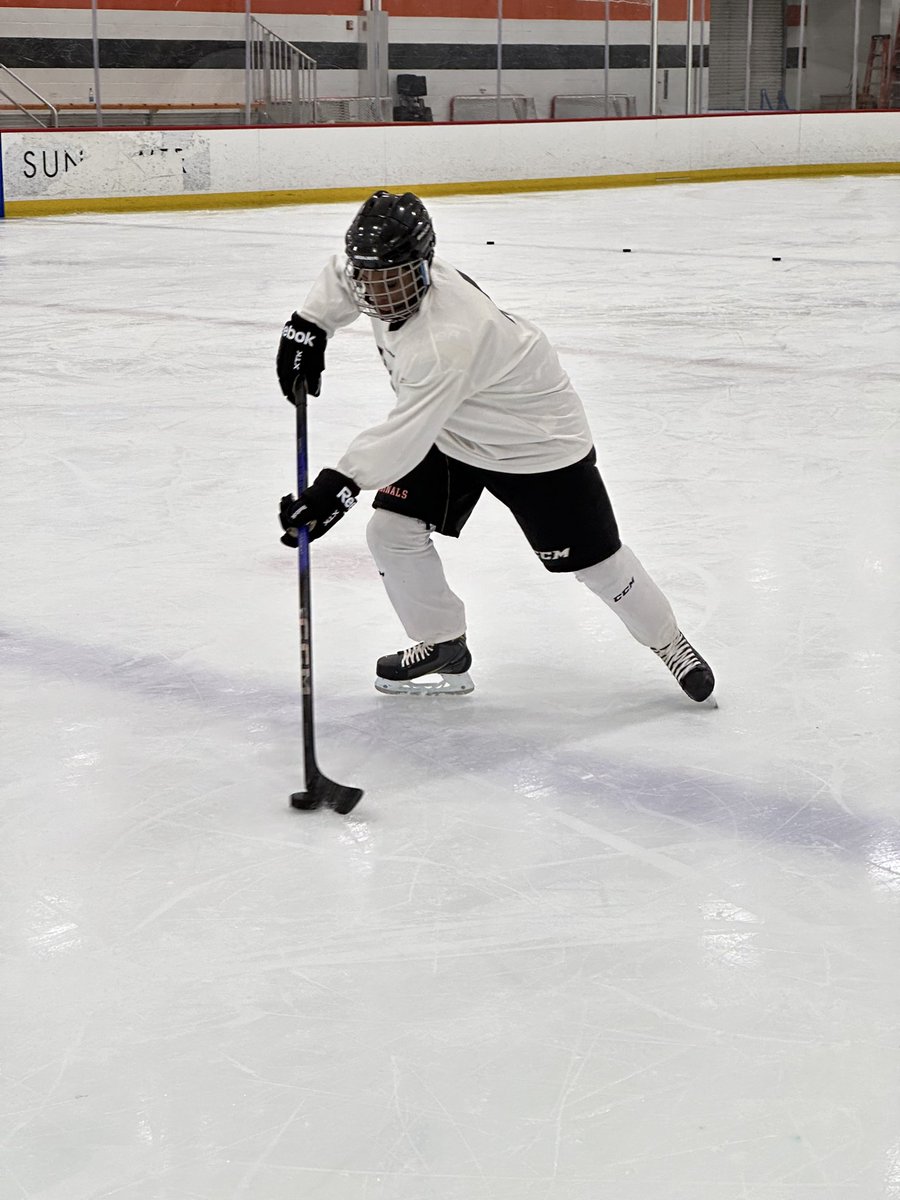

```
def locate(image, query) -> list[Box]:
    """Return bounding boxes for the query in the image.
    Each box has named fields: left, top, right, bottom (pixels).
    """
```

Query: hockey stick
left=288, top=379, right=363, bottom=815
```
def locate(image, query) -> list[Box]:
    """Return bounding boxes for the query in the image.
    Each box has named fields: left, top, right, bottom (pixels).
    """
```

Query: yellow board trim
left=5, top=160, right=900, bottom=218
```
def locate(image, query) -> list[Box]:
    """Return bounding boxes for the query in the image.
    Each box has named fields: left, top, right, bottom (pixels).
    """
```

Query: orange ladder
left=858, top=34, right=890, bottom=108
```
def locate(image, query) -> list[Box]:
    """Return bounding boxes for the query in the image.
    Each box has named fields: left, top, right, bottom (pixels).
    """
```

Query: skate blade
left=375, top=671, right=474, bottom=697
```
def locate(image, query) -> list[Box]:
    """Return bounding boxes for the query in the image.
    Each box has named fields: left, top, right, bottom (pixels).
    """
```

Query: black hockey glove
left=276, top=313, right=327, bottom=401
left=279, top=469, right=360, bottom=547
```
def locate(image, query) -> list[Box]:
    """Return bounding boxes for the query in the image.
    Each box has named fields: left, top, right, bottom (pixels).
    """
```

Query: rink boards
left=0, top=110, right=898, bottom=218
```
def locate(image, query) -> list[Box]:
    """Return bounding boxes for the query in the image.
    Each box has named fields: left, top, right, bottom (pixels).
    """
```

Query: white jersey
left=299, top=254, right=594, bottom=491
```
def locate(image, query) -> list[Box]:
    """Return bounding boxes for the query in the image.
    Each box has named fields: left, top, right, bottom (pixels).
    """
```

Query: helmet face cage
left=344, top=259, right=431, bottom=321
left=344, top=190, right=436, bottom=321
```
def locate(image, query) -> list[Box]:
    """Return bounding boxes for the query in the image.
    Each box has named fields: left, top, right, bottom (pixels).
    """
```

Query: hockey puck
left=772, top=256, right=781, bottom=261
left=486, top=240, right=494, bottom=245
left=622, top=248, right=632, bottom=253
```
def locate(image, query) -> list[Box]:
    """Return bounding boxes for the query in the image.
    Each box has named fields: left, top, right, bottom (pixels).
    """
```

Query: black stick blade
left=291, top=771, right=364, bottom=815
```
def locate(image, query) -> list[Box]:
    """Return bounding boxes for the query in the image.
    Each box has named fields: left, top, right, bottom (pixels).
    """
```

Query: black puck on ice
left=772, top=256, right=781, bottom=261
left=486, top=240, right=494, bottom=245
left=622, top=248, right=632, bottom=253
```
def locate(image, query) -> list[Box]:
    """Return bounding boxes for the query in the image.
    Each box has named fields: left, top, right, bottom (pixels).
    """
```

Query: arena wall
left=1, top=109, right=898, bottom=218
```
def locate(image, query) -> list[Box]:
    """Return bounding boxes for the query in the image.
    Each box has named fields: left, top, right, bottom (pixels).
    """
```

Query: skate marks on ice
left=3, top=622, right=899, bottom=872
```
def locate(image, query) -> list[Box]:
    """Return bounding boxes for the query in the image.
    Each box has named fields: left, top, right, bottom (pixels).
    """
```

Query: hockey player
left=276, top=189, right=715, bottom=701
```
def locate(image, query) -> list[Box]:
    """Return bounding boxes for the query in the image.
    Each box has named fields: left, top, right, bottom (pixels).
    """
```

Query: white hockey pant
left=366, top=509, right=466, bottom=645
left=575, top=545, right=679, bottom=650
left=366, top=511, right=677, bottom=652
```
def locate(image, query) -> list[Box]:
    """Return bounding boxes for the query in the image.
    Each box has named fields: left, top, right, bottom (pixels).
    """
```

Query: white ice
left=2, top=175, right=899, bottom=1200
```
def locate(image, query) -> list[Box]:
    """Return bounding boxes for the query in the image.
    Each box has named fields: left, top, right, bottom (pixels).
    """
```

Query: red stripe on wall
left=0, top=0, right=359, bottom=11
left=1, top=0, right=710, bottom=17
left=386, top=0, right=705, bottom=16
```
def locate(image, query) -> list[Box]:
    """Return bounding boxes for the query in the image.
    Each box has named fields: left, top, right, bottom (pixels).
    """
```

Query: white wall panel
left=2, top=112, right=898, bottom=216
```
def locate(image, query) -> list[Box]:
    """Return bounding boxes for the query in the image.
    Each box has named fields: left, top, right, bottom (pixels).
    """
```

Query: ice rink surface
left=2, top=173, right=899, bottom=1199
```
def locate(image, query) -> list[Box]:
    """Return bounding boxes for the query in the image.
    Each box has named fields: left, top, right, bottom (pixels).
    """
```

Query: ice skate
left=652, top=631, right=715, bottom=703
left=375, top=636, right=474, bottom=696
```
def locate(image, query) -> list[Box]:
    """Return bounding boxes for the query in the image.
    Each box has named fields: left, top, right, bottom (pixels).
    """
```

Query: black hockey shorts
left=371, top=445, right=621, bottom=573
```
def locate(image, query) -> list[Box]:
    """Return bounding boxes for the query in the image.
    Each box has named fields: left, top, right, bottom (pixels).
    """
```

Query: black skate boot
left=652, top=631, right=715, bottom=702
left=375, top=636, right=474, bottom=696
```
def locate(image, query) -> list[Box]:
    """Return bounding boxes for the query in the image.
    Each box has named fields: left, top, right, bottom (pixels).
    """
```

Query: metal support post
left=698, top=0, right=705, bottom=111
left=244, top=0, right=252, bottom=124
left=685, top=0, right=694, bottom=113
left=496, top=0, right=503, bottom=120
left=851, top=0, right=862, bottom=108
left=795, top=0, right=807, bottom=110
left=604, top=0, right=610, bottom=114
left=90, top=0, right=103, bottom=126
left=649, top=0, right=659, bottom=114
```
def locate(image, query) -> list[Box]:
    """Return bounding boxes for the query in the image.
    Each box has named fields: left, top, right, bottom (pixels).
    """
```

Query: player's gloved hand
left=276, top=313, right=327, bottom=400
left=279, top=469, right=360, bottom=547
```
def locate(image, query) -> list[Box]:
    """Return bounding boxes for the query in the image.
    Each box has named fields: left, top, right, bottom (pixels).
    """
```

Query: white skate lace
left=400, top=642, right=434, bottom=668
left=654, top=633, right=699, bottom=681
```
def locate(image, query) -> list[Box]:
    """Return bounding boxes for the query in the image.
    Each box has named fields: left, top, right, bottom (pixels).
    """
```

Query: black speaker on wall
left=397, top=74, right=428, bottom=97
left=393, top=74, right=433, bottom=122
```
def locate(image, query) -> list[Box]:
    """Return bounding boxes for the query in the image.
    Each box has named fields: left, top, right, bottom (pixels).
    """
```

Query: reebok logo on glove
left=276, top=313, right=327, bottom=400
left=286, top=487, right=355, bottom=527
left=282, top=325, right=318, bottom=346
left=336, top=487, right=357, bottom=512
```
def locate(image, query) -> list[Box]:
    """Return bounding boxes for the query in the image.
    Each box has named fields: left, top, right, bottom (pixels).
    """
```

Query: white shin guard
left=576, top=545, right=679, bottom=649
left=366, top=509, right=466, bottom=645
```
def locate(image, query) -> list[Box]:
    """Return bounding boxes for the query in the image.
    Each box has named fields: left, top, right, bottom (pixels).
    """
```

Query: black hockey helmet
left=344, top=190, right=436, bottom=321
left=345, top=190, right=436, bottom=269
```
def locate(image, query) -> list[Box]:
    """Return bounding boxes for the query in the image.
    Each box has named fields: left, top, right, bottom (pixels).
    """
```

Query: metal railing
left=247, top=19, right=316, bottom=125
left=315, top=96, right=391, bottom=123
left=0, top=64, right=58, bottom=127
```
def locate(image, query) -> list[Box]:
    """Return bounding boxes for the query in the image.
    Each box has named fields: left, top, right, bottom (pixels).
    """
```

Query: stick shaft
left=289, top=380, right=363, bottom=815
left=294, top=381, right=318, bottom=787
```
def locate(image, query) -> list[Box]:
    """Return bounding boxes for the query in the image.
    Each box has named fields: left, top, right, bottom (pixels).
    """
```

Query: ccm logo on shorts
left=535, top=548, right=570, bottom=561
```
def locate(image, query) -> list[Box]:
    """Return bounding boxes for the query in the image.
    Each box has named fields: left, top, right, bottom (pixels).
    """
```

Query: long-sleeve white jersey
left=299, top=254, right=594, bottom=491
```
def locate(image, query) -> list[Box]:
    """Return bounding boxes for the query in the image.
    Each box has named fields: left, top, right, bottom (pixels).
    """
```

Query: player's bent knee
left=574, top=545, right=634, bottom=591
left=366, top=508, right=432, bottom=558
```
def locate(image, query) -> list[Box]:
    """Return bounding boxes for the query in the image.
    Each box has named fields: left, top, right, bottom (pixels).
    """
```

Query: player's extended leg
left=483, top=449, right=715, bottom=703
left=365, top=510, right=473, bottom=695
left=575, top=544, right=677, bottom=648
left=575, top=547, right=714, bottom=702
